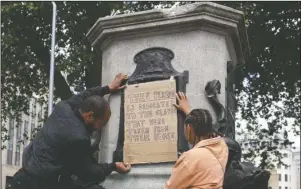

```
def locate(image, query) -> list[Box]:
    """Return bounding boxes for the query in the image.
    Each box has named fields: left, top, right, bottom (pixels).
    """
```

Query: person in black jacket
left=10, top=73, right=131, bottom=189
left=55, top=129, right=107, bottom=189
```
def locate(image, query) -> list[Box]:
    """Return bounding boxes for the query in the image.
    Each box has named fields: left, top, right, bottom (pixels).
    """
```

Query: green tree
left=1, top=1, right=300, bottom=168
left=219, top=1, right=300, bottom=169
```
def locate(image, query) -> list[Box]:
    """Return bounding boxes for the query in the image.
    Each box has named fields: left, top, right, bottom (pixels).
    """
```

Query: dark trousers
left=10, top=169, right=104, bottom=189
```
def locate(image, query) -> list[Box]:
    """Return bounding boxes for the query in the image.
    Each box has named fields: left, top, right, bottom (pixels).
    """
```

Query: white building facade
left=292, top=151, right=300, bottom=189
left=1, top=98, right=46, bottom=189
left=275, top=148, right=295, bottom=189
left=239, top=138, right=300, bottom=189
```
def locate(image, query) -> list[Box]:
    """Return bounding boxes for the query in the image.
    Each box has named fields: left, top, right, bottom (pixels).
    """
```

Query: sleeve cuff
left=109, top=162, right=117, bottom=172
left=103, top=85, right=111, bottom=95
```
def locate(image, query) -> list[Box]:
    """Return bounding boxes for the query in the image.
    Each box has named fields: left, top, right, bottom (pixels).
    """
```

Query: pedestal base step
left=101, top=163, right=173, bottom=189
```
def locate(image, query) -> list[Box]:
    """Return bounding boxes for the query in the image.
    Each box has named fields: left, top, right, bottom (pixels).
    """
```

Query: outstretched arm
left=65, top=73, right=128, bottom=110
left=71, top=139, right=131, bottom=183
left=65, top=85, right=110, bottom=111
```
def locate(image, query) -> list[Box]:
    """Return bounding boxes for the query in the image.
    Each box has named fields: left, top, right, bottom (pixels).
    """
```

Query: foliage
left=219, top=1, right=300, bottom=168
left=1, top=1, right=300, bottom=168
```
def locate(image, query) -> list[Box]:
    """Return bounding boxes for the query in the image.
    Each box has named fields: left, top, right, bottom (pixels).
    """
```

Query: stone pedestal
left=87, top=2, right=249, bottom=188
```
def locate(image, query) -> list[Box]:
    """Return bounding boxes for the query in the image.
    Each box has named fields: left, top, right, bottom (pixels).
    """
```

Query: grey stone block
left=87, top=2, right=249, bottom=188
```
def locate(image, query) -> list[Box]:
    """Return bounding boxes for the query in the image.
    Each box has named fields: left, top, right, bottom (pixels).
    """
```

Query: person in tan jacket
left=165, top=92, right=229, bottom=189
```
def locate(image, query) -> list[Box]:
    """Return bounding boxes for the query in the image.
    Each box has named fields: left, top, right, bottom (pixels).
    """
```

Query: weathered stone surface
left=101, top=29, right=231, bottom=124
left=87, top=2, right=249, bottom=65
left=102, top=163, right=173, bottom=189
left=86, top=2, right=250, bottom=189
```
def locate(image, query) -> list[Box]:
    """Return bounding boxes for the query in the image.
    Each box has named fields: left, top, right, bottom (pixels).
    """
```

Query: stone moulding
left=86, top=2, right=250, bottom=64
left=113, top=47, right=190, bottom=162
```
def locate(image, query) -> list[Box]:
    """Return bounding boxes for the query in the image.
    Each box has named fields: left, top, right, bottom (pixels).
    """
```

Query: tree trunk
left=84, top=50, right=103, bottom=88
left=30, top=40, right=73, bottom=100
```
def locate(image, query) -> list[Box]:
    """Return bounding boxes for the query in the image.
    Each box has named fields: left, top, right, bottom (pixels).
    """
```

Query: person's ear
left=187, top=124, right=192, bottom=140
left=187, top=124, right=192, bottom=133
left=87, top=111, right=94, bottom=122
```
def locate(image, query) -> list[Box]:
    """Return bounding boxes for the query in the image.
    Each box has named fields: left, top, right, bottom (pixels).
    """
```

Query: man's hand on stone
left=115, top=162, right=131, bottom=174
left=108, top=73, right=128, bottom=93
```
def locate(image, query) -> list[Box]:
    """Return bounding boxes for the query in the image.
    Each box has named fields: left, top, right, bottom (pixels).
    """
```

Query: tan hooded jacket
left=165, top=137, right=228, bottom=189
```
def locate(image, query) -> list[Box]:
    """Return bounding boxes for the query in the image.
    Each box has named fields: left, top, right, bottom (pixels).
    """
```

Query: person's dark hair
left=79, top=95, right=109, bottom=118
left=184, top=109, right=215, bottom=139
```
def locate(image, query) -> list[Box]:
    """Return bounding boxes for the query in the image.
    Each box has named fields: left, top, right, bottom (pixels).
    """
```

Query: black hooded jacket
left=22, top=85, right=116, bottom=184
